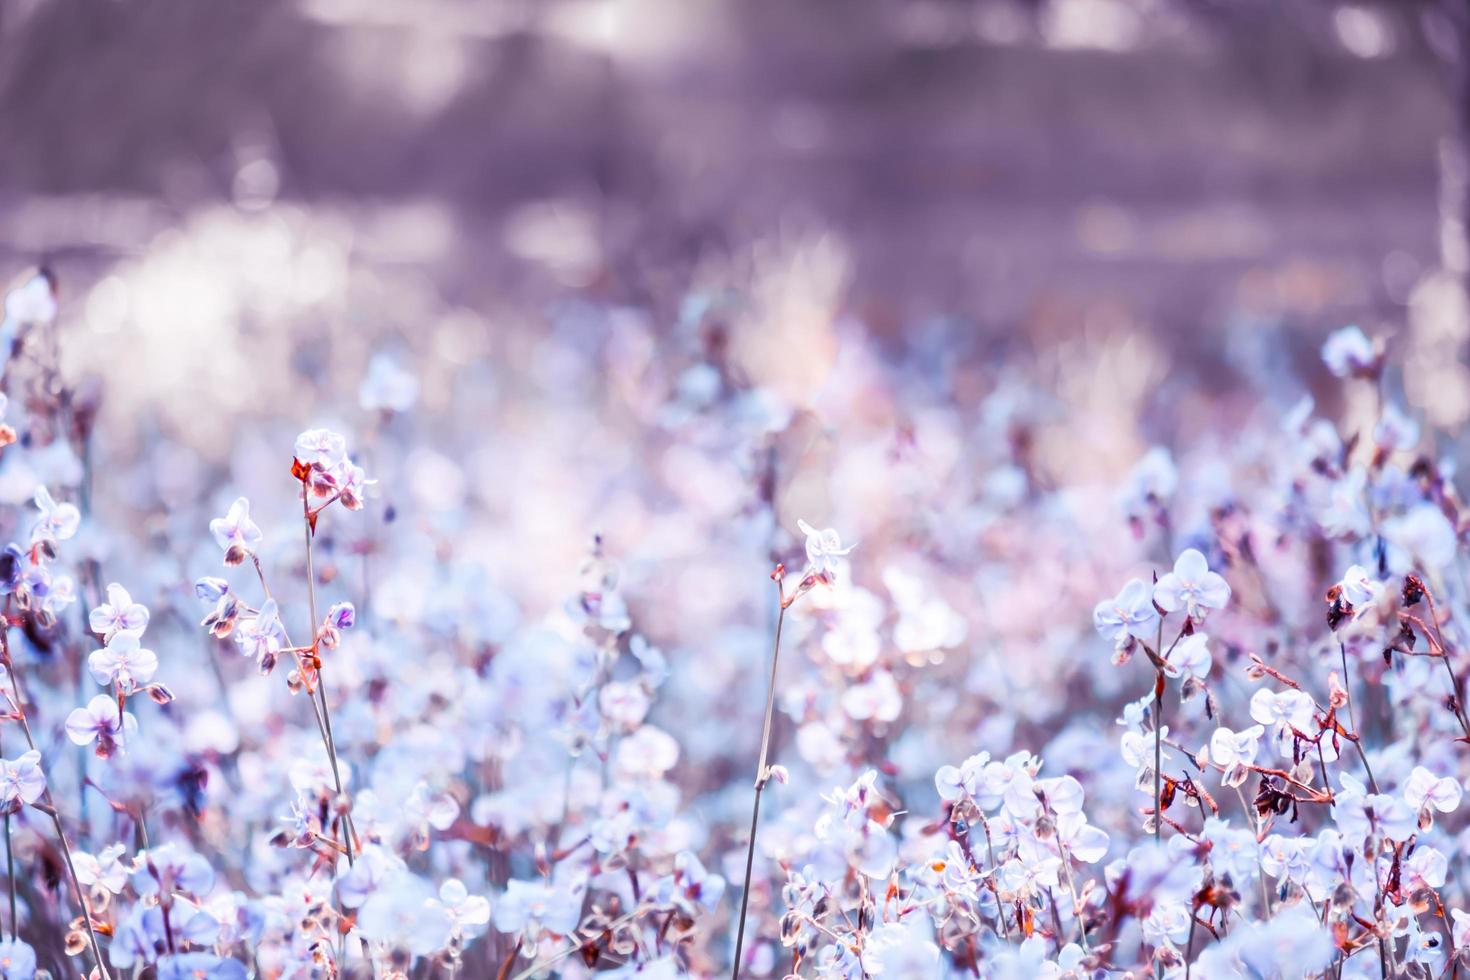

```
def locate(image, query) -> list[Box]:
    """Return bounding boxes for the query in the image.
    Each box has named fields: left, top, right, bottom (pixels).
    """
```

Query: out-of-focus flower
left=74, top=843, right=130, bottom=895
left=494, top=879, right=583, bottom=938
left=1453, top=908, right=1470, bottom=950
left=209, top=497, right=262, bottom=554
left=1333, top=777, right=1416, bottom=844
left=357, top=872, right=454, bottom=956
left=1383, top=505, right=1458, bottom=572
left=0, top=938, right=35, bottom=980
left=1322, top=325, right=1378, bottom=378
left=1119, top=446, right=1177, bottom=521
left=30, top=485, right=79, bottom=545
left=157, top=954, right=248, bottom=980
left=133, top=842, right=216, bottom=898
left=1093, top=578, right=1160, bottom=644
left=862, top=918, right=941, bottom=975
left=89, top=582, right=150, bottom=639
left=3, top=271, right=56, bottom=326
left=0, top=750, right=44, bottom=813
left=65, top=694, right=138, bottom=757
left=1375, top=402, right=1421, bottom=451
left=360, top=352, right=420, bottom=413
left=434, top=879, right=491, bottom=937
left=841, top=670, right=902, bottom=723
left=1164, top=633, right=1211, bottom=680
left=1153, top=549, right=1230, bottom=620
left=1338, top=565, right=1379, bottom=610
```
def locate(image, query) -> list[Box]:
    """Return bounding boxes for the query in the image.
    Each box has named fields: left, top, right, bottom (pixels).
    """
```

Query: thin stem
left=300, top=493, right=372, bottom=980
left=731, top=592, right=787, bottom=980
left=4, top=813, right=12, bottom=942
left=1153, top=669, right=1163, bottom=846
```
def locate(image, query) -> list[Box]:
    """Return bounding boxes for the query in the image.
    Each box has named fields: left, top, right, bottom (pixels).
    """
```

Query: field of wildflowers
left=0, top=255, right=1469, bottom=980
left=2, top=1, right=1470, bottom=975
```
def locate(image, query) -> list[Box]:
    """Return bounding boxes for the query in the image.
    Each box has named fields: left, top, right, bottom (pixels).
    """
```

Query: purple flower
left=133, top=842, right=216, bottom=898
left=65, top=694, right=137, bottom=758
left=327, top=601, right=355, bottom=631
left=209, top=496, right=262, bottom=553
left=234, top=598, right=285, bottom=665
left=194, top=577, right=229, bottom=602
left=1092, top=578, right=1160, bottom=644
left=0, top=750, right=44, bottom=813
left=87, top=634, right=160, bottom=689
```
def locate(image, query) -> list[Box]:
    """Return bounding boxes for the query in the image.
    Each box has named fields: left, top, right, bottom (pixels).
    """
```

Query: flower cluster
left=6, top=264, right=1470, bottom=980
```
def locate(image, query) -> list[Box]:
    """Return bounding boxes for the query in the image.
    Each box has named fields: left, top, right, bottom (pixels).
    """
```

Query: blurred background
left=2, top=0, right=1468, bottom=608
left=1, top=0, right=1466, bottom=348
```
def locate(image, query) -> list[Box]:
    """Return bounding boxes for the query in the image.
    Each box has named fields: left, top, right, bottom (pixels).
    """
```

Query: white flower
left=841, top=670, right=902, bottom=723
left=87, top=635, right=159, bottom=689
left=0, top=750, right=44, bottom=810
left=1153, top=549, right=1230, bottom=619
left=1249, top=688, right=1314, bottom=733
left=1322, top=325, right=1377, bottom=378
left=614, top=725, right=680, bottom=779
left=434, top=879, right=491, bottom=936
left=1338, top=565, right=1379, bottom=610
left=30, top=486, right=79, bottom=545
left=1334, top=791, right=1416, bottom=844
left=1164, top=632, right=1211, bottom=680
left=1093, top=578, right=1160, bottom=644
left=356, top=872, right=453, bottom=956
left=1208, top=725, right=1264, bottom=769
left=73, top=843, right=130, bottom=894
left=1404, top=766, right=1462, bottom=814
left=1383, top=505, right=1458, bottom=572
left=3, top=271, right=57, bottom=326
left=294, top=428, right=347, bottom=470
left=89, top=583, right=150, bottom=639
left=1453, top=909, right=1470, bottom=950
left=797, top=519, right=854, bottom=576
left=494, top=879, right=583, bottom=937
left=65, top=694, right=137, bottom=758
left=209, top=497, right=262, bottom=553
left=934, top=753, right=990, bottom=803
left=862, top=919, right=940, bottom=976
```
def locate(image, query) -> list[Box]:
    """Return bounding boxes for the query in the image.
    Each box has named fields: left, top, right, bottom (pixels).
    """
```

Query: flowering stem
left=731, top=589, right=787, bottom=980
left=299, top=496, right=374, bottom=980
left=1153, top=669, right=1163, bottom=847
left=4, top=813, right=12, bottom=942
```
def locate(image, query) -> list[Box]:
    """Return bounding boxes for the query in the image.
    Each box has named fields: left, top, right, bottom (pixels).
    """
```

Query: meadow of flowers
left=0, top=261, right=1468, bottom=980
